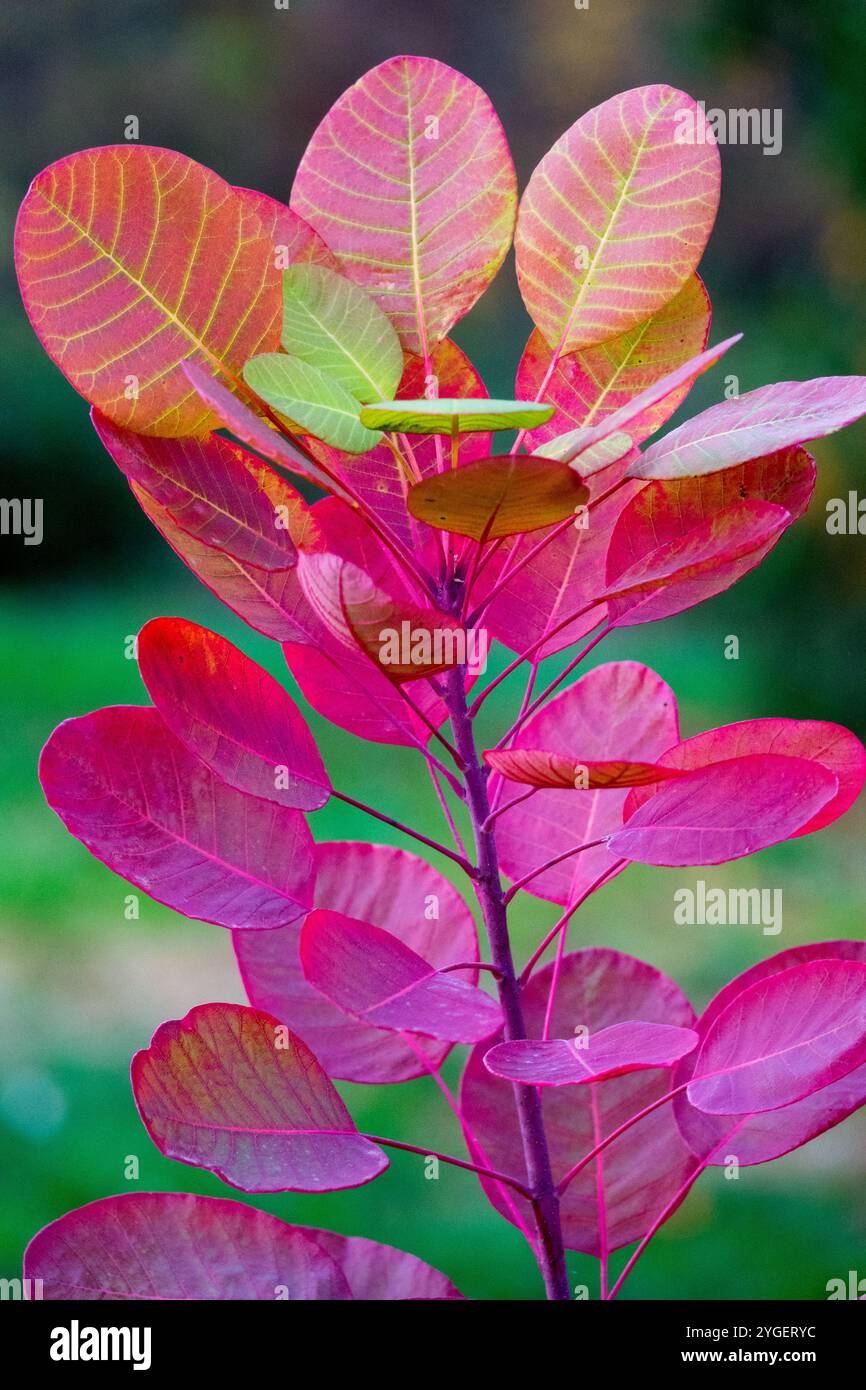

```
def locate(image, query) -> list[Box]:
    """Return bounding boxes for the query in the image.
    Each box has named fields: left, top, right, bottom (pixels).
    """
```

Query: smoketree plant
left=15, top=57, right=866, bottom=1301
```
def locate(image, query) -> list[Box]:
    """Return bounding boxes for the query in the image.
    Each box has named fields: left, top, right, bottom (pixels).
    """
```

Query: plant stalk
left=443, top=658, right=570, bottom=1301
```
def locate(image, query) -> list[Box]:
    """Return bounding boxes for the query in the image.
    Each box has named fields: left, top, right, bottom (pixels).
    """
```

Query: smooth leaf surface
left=603, top=499, right=791, bottom=626
left=516, top=274, right=711, bottom=450
left=609, top=754, right=838, bottom=866
left=93, top=411, right=308, bottom=568
left=408, top=454, right=589, bottom=541
left=291, top=55, right=517, bottom=353
left=296, top=1226, right=464, bottom=1299
left=281, top=263, right=404, bottom=402
left=234, top=841, right=479, bottom=1084
left=15, top=146, right=282, bottom=435
left=132, top=1004, right=388, bottom=1192
left=484, top=749, right=684, bottom=790
left=687, top=961, right=866, bottom=1114
left=138, top=618, right=329, bottom=810
left=490, top=662, right=680, bottom=905
left=244, top=353, right=381, bottom=453
left=626, top=715, right=865, bottom=837
left=461, top=948, right=698, bottom=1254
left=632, top=376, right=866, bottom=479
left=515, top=86, right=720, bottom=353
left=483, top=1021, right=698, bottom=1086
left=233, top=185, right=341, bottom=272
left=301, top=910, right=501, bottom=1042
left=360, top=398, right=554, bottom=434
left=673, top=941, right=866, bottom=1167
left=24, top=1193, right=353, bottom=1300
left=40, top=706, right=315, bottom=929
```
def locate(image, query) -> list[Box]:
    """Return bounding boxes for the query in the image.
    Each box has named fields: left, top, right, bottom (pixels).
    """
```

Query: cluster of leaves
left=14, top=57, right=866, bottom=1301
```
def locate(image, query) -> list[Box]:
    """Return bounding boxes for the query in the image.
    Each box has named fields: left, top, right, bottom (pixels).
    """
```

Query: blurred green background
left=2, top=0, right=866, bottom=1300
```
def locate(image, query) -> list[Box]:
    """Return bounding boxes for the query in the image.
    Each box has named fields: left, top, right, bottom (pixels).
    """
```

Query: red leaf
left=234, top=842, right=479, bottom=1084
left=138, top=618, right=329, bottom=811
left=301, top=909, right=501, bottom=1043
left=484, top=1021, right=698, bottom=1086
left=132, top=1003, right=388, bottom=1192
left=39, top=706, right=315, bottom=929
left=484, top=749, right=684, bottom=790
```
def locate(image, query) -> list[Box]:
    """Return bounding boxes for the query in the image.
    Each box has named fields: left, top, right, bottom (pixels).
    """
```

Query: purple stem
left=331, top=789, right=474, bottom=875
left=365, top=1134, right=532, bottom=1198
left=443, top=659, right=571, bottom=1301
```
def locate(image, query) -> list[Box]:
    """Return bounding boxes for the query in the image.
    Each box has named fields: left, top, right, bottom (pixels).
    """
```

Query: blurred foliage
left=2, top=0, right=866, bottom=1298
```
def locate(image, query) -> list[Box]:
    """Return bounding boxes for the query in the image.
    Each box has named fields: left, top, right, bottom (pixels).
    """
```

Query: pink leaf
left=132, top=1003, right=388, bottom=1192
left=131, top=484, right=320, bottom=644
left=300, top=909, right=501, bottom=1043
left=687, top=960, right=866, bottom=1114
left=673, top=941, right=866, bottom=1166
left=14, top=146, right=282, bottom=436
left=93, top=409, right=310, bottom=568
left=234, top=841, right=479, bottom=1084
left=632, top=376, right=866, bottom=479
left=291, top=56, right=517, bottom=354
left=604, top=499, right=792, bottom=626
left=516, top=274, right=711, bottom=451
left=609, top=754, right=839, bottom=866
left=39, top=706, right=315, bottom=929
left=484, top=749, right=685, bottom=791
left=625, top=715, right=865, bottom=837
left=484, top=1021, right=698, bottom=1086
left=138, top=617, right=329, bottom=811
left=461, top=948, right=698, bottom=1255
left=24, top=1193, right=353, bottom=1300
left=24, top=1192, right=463, bottom=1300
left=515, top=86, right=720, bottom=354
left=233, top=186, right=341, bottom=271
left=490, top=662, right=680, bottom=905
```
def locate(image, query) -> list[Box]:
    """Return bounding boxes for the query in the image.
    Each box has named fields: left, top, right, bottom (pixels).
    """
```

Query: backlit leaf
left=39, top=706, right=315, bottom=929
left=138, top=618, right=330, bottom=811
left=291, top=55, right=517, bottom=354
left=281, top=264, right=404, bottom=401
left=484, top=749, right=684, bottom=790
left=359, top=398, right=553, bottom=434
left=515, top=87, right=720, bottom=353
left=243, top=353, right=381, bottom=453
left=483, top=1021, right=698, bottom=1086
left=14, top=146, right=282, bottom=435
left=132, top=1003, right=388, bottom=1192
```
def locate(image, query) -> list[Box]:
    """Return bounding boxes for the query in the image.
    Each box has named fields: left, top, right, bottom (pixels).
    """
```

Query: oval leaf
left=15, top=146, right=282, bottom=435
left=632, top=376, right=866, bottom=479
left=609, top=754, right=838, bottom=866
left=234, top=841, right=480, bottom=1084
left=244, top=353, right=381, bottom=453
left=461, top=948, right=698, bottom=1255
left=516, top=274, right=711, bottom=451
left=301, top=909, right=501, bottom=1043
left=281, top=264, right=404, bottom=401
left=39, top=706, right=315, bottom=929
left=24, top=1193, right=352, bottom=1300
left=360, top=398, right=553, bottom=434
left=515, top=86, right=720, bottom=354
left=408, top=454, right=589, bottom=542
left=484, top=1021, right=698, bottom=1086
left=687, top=960, right=866, bottom=1115
left=93, top=410, right=310, bottom=569
left=132, top=1003, right=388, bottom=1192
left=138, top=618, right=329, bottom=811
left=291, top=55, right=517, bottom=353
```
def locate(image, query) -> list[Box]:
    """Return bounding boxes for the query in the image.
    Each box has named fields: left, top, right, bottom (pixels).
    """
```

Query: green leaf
left=358, top=398, right=555, bottom=435
left=281, top=265, right=404, bottom=403
left=243, top=354, right=381, bottom=454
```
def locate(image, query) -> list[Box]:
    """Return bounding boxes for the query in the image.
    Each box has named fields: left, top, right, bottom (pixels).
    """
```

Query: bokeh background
left=2, top=0, right=866, bottom=1300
